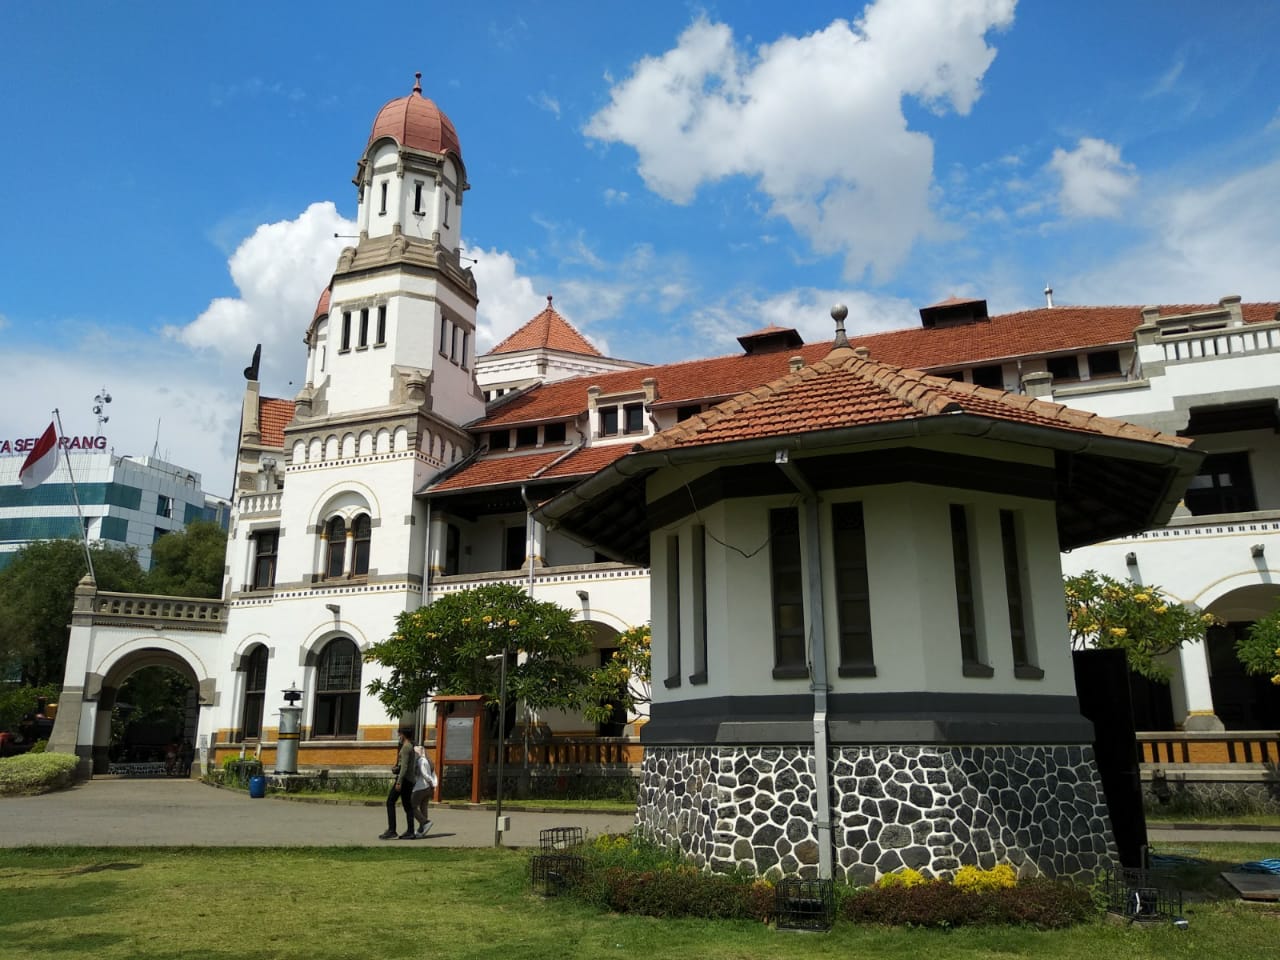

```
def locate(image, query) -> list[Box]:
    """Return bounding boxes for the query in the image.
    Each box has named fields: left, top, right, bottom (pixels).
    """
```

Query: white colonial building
left=50, top=78, right=1279, bottom=814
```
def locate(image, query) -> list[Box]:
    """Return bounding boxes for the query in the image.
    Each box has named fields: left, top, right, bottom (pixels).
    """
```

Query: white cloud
left=0, top=331, right=241, bottom=496
left=469, top=247, right=543, bottom=349
left=603, top=188, right=629, bottom=206
left=1069, top=158, right=1280, bottom=304
left=531, top=92, right=561, bottom=118
left=165, top=202, right=352, bottom=392
left=584, top=0, right=1016, bottom=282
left=1048, top=137, right=1138, bottom=219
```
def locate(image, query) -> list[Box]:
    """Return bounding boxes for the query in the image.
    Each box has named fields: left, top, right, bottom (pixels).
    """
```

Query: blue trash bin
left=248, top=775, right=266, bottom=798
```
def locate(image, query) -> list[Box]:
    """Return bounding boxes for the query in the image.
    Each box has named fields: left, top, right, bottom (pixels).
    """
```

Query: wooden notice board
left=432, top=694, right=485, bottom=803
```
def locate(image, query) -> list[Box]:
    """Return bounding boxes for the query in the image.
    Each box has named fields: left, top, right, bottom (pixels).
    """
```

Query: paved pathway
left=0, top=777, right=634, bottom=847
left=6, top=778, right=1279, bottom=853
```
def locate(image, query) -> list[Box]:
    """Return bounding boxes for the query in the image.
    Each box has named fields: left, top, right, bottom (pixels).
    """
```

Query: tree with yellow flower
left=1064, top=571, right=1217, bottom=681
left=581, top=624, right=651, bottom=727
left=1233, top=603, right=1280, bottom=688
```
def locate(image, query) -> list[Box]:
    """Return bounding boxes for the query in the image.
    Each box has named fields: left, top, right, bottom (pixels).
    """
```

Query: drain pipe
left=776, top=451, right=833, bottom=881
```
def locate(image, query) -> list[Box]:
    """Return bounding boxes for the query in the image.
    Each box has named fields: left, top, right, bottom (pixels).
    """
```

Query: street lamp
left=480, top=615, right=518, bottom=847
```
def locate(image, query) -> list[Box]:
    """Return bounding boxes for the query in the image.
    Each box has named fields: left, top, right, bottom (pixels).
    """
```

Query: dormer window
left=623, top=403, right=645, bottom=434
left=544, top=423, right=566, bottom=445
left=1046, top=355, right=1079, bottom=383
left=379, top=181, right=388, bottom=215
left=599, top=406, right=619, bottom=436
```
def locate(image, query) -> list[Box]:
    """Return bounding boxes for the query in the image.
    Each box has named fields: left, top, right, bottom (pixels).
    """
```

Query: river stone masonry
left=635, top=744, right=1118, bottom=883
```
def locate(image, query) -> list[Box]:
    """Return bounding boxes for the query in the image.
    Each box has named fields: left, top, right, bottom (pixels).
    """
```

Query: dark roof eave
left=536, top=414, right=1202, bottom=549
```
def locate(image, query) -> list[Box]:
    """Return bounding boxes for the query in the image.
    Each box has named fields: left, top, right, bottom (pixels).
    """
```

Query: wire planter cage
left=1103, top=868, right=1186, bottom=926
left=774, top=877, right=835, bottom=932
left=539, top=826, right=585, bottom=852
left=530, top=854, right=584, bottom=897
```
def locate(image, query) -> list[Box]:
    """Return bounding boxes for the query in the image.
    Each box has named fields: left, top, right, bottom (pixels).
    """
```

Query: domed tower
left=311, top=73, right=483, bottom=428
left=354, top=73, right=468, bottom=250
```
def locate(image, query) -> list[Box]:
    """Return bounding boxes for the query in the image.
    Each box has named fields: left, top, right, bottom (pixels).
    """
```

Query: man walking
left=379, top=728, right=418, bottom=840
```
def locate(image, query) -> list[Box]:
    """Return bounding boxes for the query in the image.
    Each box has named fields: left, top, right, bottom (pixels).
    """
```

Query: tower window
left=413, top=182, right=424, bottom=215
left=451, top=325, right=460, bottom=362
left=358, top=308, right=369, bottom=348
left=443, top=195, right=451, bottom=228
left=251, top=529, right=278, bottom=590
left=379, top=181, right=388, bottom=216
left=769, top=507, right=806, bottom=677
left=439, top=319, right=449, bottom=356
left=375, top=305, right=386, bottom=345
left=341, top=312, right=352, bottom=351
left=833, top=502, right=874, bottom=676
left=460, top=330, right=469, bottom=368
left=351, top=514, right=371, bottom=577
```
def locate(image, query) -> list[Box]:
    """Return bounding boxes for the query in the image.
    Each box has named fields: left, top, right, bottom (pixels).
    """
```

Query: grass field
left=1, top=842, right=1278, bottom=960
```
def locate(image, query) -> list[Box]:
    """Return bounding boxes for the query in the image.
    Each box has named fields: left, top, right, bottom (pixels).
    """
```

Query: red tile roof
left=314, top=286, right=331, bottom=322
left=475, top=301, right=1279, bottom=429
left=258, top=398, right=296, bottom=449
left=487, top=296, right=603, bottom=358
left=427, top=443, right=631, bottom=494
left=644, top=347, right=1191, bottom=452
left=367, top=74, right=461, bottom=159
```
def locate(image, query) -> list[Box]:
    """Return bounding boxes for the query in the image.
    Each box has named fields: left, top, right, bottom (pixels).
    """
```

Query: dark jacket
left=396, top=739, right=416, bottom=788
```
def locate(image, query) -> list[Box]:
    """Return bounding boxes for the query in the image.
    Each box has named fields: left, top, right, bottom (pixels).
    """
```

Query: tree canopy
left=144, top=520, right=227, bottom=598
left=365, top=583, right=651, bottom=730
left=0, top=539, right=146, bottom=686
left=1235, top=603, right=1280, bottom=687
left=1064, top=570, right=1217, bottom=681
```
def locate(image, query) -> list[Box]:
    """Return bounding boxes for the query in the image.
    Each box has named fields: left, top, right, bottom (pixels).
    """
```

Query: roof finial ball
left=412, top=72, right=423, bottom=95
left=547, top=294, right=553, bottom=308
left=831, top=303, right=850, bottom=349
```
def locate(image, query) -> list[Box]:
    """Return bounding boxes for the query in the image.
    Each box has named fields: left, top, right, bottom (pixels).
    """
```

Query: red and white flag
left=18, top=422, right=60, bottom=489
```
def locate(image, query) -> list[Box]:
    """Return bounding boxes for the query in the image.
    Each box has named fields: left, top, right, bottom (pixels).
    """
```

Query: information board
left=444, top=715, right=474, bottom=762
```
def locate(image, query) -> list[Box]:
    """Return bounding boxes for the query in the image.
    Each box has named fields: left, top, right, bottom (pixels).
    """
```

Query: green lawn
left=1, top=843, right=1277, bottom=960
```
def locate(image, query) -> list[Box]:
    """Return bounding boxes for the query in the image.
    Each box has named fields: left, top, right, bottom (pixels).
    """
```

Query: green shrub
left=953, top=863, right=1017, bottom=893
left=0, top=751, right=80, bottom=796
left=841, top=876, right=1095, bottom=929
left=220, top=757, right=264, bottom=787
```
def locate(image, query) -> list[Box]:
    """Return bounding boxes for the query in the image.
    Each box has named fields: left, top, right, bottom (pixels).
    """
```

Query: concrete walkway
left=0, top=777, right=634, bottom=848
left=5, top=778, right=1279, bottom=853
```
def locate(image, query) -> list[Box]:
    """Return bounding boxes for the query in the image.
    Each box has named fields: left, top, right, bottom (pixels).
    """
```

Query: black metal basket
left=1103, top=868, right=1184, bottom=923
left=539, top=826, right=585, bottom=852
left=530, top=854, right=584, bottom=897
left=774, top=877, right=835, bottom=932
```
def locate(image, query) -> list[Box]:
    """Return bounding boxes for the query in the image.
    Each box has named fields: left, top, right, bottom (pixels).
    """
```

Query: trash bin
left=248, top=775, right=266, bottom=798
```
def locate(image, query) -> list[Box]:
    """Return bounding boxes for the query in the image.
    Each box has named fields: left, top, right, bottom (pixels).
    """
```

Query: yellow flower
left=1134, top=593, right=1151, bottom=603
left=1272, top=674, right=1280, bottom=686
left=1154, top=605, right=1167, bottom=614
left=1109, top=627, right=1128, bottom=638
left=462, top=617, right=471, bottom=625
left=482, top=615, right=493, bottom=624
left=508, top=619, right=519, bottom=627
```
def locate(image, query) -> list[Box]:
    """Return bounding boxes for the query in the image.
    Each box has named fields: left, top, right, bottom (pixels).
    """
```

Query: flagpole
left=52, top=408, right=96, bottom=583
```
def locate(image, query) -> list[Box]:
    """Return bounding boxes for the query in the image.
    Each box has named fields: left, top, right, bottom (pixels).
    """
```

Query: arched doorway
left=1204, top=584, right=1280, bottom=730
left=93, top=649, right=200, bottom=776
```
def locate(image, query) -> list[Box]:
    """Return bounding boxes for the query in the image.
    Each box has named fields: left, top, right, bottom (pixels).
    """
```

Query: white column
left=1178, top=636, right=1224, bottom=731
left=528, top=517, right=546, bottom=568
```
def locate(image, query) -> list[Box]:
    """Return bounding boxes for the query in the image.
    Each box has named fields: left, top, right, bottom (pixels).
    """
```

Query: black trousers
left=386, top=781, right=414, bottom=832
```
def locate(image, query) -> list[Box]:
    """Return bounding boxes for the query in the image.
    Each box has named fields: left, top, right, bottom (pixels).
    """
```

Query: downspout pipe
left=777, top=453, right=834, bottom=881
left=520, top=484, right=537, bottom=598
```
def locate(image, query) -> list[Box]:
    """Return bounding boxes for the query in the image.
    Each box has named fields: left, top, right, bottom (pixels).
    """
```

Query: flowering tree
left=581, top=624, right=651, bottom=726
left=1234, top=604, right=1280, bottom=688
left=1064, top=571, right=1217, bottom=681
left=364, top=583, right=595, bottom=721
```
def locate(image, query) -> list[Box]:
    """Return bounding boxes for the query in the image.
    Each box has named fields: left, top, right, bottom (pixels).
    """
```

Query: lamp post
left=276, top=683, right=303, bottom=775
left=494, top=639, right=508, bottom=848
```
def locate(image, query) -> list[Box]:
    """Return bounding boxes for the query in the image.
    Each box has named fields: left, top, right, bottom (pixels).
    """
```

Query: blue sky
left=1, top=0, right=1277, bottom=495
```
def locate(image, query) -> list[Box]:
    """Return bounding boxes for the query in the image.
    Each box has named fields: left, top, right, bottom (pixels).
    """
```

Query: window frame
left=769, top=507, right=808, bottom=678
left=312, top=638, right=361, bottom=739
left=832, top=501, right=875, bottom=677
left=240, top=645, right=269, bottom=741
left=251, top=529, right=279, bottom=591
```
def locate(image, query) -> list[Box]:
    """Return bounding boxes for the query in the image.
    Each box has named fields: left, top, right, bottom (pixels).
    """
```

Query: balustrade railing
left=485, top=737, right=641, bottom=766
left=92, top=591, right=228, bottom=628
left=1154, top=321, right=1280, bottom=365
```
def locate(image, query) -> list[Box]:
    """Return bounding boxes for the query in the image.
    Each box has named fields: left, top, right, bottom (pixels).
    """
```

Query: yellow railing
left=1138, top=731, right=1280, bottom=765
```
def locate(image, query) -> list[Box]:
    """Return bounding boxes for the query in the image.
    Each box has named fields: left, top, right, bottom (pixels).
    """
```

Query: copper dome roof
left=366, top=73, right=462, bottom=160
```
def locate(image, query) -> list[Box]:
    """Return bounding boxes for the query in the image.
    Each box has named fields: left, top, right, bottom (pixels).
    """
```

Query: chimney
left=1044, top=285, right=1054, bottom=308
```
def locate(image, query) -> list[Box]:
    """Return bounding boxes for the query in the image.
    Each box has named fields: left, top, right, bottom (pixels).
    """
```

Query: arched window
left=325, top=516, right=346, bottom=578
left=313, top=638, right=361, bottom=738
left=240, top=645, right=269, bottom=741
left=351, top=514, right=371, bottom=576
